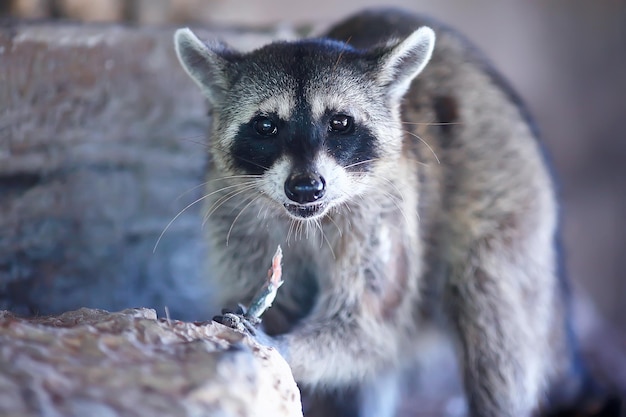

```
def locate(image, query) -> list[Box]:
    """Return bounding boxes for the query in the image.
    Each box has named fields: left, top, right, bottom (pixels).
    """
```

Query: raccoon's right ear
left=174, top=28, right=236, bottom=105
left=376, top=26, right=435, bottom=101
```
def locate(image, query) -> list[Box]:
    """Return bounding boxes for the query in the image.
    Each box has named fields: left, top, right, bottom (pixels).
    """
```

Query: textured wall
left=0, top=24, right=206, bottom=319
left=0, top=23, right=290, bottom=320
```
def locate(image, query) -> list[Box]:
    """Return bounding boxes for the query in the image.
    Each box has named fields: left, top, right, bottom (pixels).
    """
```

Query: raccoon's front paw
left=213, top=305, right=261, bottom=335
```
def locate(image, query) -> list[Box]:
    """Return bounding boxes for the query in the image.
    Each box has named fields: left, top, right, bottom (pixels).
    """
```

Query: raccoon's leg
left=445, top=243, right=555, bottom=417
left=301, top=387, right=360, bottom=417
left=542, top=323, right=621, bottom=416
left=271, top=313, right=397, bottom=384
left=265, top=281, right=412, bottom=414
left=215, top=311, right=402, bottom=417
left=357, top=370, right=402, bottom=417
left=300, top=370, right=401, bottom=417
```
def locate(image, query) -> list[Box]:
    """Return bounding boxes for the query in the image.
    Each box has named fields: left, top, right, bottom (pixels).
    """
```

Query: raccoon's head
left=174, top=27, right=434, bottom=221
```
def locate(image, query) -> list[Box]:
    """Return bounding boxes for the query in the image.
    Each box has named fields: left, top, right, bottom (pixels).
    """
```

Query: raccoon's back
left=324, top=8, right=530, bottom=121
left=326, top=8, right=556, bottom=274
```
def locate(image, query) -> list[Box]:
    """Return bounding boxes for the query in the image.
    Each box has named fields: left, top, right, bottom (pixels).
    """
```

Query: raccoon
left=174, top=8, right=603, bottom=417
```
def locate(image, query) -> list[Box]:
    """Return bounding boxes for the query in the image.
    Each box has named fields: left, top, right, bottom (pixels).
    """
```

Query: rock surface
left=0, top=307, right=303, bottom=417
left=0, top=23, right=293, bottom=320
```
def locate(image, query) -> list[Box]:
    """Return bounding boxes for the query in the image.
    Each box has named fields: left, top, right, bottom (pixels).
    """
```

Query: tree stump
left=0, top=307, right=303, bottom=417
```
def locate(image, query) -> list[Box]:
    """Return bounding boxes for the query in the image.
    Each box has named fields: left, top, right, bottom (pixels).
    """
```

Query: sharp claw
left=221, top=313, right=241, bottom=329
left=243, top=321, right=257, bottom=335
left=214, top=308, right=266, bottom=339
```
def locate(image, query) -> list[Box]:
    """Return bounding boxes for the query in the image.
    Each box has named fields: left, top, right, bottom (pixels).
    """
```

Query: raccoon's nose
left=284, top=173, right=326, bottom=204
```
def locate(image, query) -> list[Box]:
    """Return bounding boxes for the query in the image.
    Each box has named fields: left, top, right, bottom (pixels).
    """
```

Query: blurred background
left=1, top=0, right=625, bottom=413
left=3, top=0, right=624, bottom=332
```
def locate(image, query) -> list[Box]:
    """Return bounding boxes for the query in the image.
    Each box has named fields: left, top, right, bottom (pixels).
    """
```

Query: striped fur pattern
left=175, top=9, right=591, bottom=417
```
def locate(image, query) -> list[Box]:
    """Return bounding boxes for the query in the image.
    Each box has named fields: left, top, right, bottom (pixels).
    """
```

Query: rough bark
left=0, top=307, right=303, bottom=417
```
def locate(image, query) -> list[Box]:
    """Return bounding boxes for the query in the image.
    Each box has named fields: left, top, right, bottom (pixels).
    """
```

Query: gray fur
left=175, top=9, right=587, bottom=417
left=174, top=28, right=232, bottom=105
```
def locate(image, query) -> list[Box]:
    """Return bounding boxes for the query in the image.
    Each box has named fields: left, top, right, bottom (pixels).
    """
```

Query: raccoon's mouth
left=283, top=202, right=326, bottom=219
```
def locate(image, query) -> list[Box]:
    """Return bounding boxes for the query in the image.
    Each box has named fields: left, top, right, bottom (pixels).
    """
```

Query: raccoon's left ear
left=376, top=27, right=435, bottom=100
left=174, top=28, right=237, bottom=105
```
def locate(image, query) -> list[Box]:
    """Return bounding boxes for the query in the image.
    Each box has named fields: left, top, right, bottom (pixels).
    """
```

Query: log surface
left=0, top=307, right=303, bottom=417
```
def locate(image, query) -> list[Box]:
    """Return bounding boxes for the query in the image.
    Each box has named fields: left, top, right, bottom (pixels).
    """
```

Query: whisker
left=207, top=143, right=271, bottom=172
left=402, top=129, right=440, bottom=164
left=351, top=174, right=412, bottom=229
left=333, top=35, right=352, bottom=71
left=176, top=181, right=212, bottom=201
left=178, top=174, right=263, bottom=201
left=155, top=166, right=266, bottom=251
left=370, top=173, right=405, bottom=199
left=262, top=205, right=271, bottom=220
left=315, top=219, right=323, bottom=248
left=176, top=134, right=209, bottom=144
left=286, top=218, right=296, bottom=246
left=296, top=220, right=304, bottom=241
left=191, top=140, right=272, bottom=173
left=226, top=195, right=263, bottom=246
left=153, top=192, right=213, bottom=253
left=348, top=155, right=430, bottom=170
left=343, top=158, right=381, bottom=170
left=350, top=170, right=405, bottom=202
left=206, top=181, right=259, bottom=205
left=316, top=218, right=336, bottom=260
left=209, top=174, right=264, bottom=182
left=401, top=121, right=462, bottom=126
left=331, top=202, right=353, bottom=233
left=293, top=220, right=300, bottom=241
left=203, top=183, right=259, bottom=225
left=325, top=213, right=343, bottom=238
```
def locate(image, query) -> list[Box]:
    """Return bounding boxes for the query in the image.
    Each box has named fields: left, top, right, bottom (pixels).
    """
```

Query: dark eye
left=329, top=114, right=354, bottom=134
left=253, top=116, right=278, bottom=136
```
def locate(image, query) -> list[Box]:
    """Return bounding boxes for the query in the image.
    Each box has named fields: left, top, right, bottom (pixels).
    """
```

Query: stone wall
left=0, top=22, right=289, bottom=319
left=4, top=0, right=229, bottom=25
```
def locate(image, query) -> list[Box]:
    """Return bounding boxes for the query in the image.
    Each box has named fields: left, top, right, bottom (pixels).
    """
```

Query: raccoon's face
left=175, top=28, right=434, bottom=220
